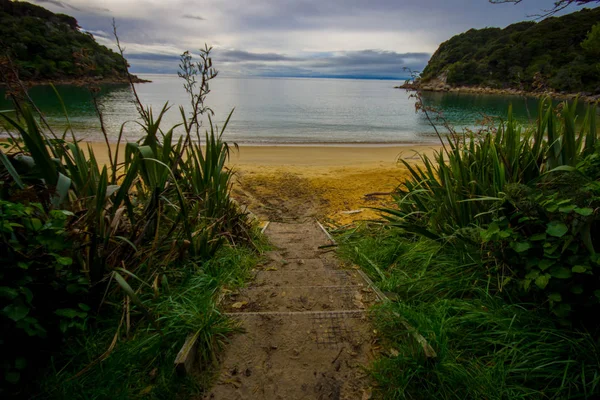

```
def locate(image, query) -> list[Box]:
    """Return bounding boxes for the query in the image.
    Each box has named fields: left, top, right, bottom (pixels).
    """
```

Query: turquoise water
left=0, top=74, right=560, bottom=144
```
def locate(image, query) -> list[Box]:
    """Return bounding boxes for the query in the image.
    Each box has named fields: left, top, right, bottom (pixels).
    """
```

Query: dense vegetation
left=337, top=98, right=600, bottom=398
left=420, top=7, right=600, bottom=94
left=0, top=0, right=128, bottom=81
left=0, top=48, right=260, bottom=398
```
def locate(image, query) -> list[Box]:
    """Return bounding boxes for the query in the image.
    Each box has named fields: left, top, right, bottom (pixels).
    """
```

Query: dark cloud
left=126, top=53, right=181, bottom=62
left=182, top=14, right=205, bottom=21
left=125, top=48, right=429, bottom=79
left=215, top=49, right=300, bottom=62
left=218, top=0, right=539, bottom=32
left=311, top=50, right=429, bottom=68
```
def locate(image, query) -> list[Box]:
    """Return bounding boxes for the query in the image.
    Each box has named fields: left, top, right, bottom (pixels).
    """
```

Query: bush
left=0, top=200, right=88, bottom=387
left=481, top=171, right=600, bottom=320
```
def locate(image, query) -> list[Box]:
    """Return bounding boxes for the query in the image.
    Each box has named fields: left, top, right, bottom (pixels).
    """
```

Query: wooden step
left=206, top=311, right=375, bottom=400
left=222, top=285, right=378, bottom=313
left=252, top=269, right=365, bottom=287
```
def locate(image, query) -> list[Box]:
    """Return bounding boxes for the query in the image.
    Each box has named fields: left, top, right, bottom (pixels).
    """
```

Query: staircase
left=206, top=220, right=379, bottom=400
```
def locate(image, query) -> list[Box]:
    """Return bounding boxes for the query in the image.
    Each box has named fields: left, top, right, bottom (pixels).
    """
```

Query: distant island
left=0, top=0, right=147, bottom=85
left=401, top=7, right=600, bottom=101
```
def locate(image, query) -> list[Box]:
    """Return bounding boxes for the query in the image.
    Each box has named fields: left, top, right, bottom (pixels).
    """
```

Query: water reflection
left=420, top=91, right=539, bottom=126
left=1, top=77, right=593, bottom=144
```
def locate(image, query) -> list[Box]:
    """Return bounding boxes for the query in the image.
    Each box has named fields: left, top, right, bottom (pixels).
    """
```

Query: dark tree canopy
left=0, top=0, right=128, bottom=81
left=421, top=7, right=600, bottom=94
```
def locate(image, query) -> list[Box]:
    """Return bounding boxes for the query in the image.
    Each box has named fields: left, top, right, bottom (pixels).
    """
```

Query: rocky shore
left=396, top=80, right=600, bottom=103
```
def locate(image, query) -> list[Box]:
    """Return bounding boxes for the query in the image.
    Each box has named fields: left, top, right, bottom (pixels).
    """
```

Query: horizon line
left=131, top=73, right=412, bottom=81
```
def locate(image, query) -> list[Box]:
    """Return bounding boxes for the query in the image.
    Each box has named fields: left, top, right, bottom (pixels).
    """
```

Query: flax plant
left=382, top=98, right=598, bottom=238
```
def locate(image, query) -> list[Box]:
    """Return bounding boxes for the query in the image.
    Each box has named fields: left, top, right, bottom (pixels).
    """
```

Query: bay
left=0, top=74, right=556, bottom=144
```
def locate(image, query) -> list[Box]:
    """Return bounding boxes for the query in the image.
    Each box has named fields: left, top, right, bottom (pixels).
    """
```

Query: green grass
left=39, top=245, right=261, bottom=399
left=336, top=224, right=600, bottom=399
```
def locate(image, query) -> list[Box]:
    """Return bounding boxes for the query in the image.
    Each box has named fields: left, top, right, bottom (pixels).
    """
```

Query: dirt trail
left=205, top=220, right=379, bottom=399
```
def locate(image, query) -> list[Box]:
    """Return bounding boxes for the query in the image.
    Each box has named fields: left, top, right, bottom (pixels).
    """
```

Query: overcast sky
left=32, top=0, right=594, bottom=79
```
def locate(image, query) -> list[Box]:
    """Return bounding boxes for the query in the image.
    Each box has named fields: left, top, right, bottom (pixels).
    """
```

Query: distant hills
left=417, top=7, right=600, bottom=95
left=0, top=0, right=139, bottom=84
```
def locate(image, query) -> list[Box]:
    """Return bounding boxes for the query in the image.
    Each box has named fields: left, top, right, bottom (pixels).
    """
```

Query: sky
left=31, top=0, right=595, bottom=79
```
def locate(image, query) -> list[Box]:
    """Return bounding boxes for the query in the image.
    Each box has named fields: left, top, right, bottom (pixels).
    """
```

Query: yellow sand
left=84, top=143, right=441, bottom=225
left=230, top=145, right=439, bottom=225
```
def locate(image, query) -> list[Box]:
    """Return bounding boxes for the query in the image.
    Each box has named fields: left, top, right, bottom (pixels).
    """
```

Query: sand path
left=205, top=218, right=379, bottom=399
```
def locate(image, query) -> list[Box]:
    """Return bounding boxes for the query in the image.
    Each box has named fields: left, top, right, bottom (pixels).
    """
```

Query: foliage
left=380, top=98, right=599, bottom=318
left=0, top=200, right=88, bottom=387
left=481, top=176, right=600, bottom=319
left=582, top=22, right=600, bottom=56
left=336, top=226, right=600, bottom=399
left=383, top=99, right=597, bottom=239
left=421, top=7, right=600, bottom=93
left=39, top=245, right=259, bottom=400
left=0, top=0, right=127, bottom=80
left=0, top=46, right=259, bottom=397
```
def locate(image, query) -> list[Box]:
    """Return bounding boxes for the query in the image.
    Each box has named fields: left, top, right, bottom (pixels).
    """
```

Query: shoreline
left=0, top=133, right=442, bottom=148
left=396, top=83, right=600, bottom=103
left=0, top=75, right=151, bottom=88
left=76, top=142, right=440, bottom=167
left=213, top=140, right=441, bottom=148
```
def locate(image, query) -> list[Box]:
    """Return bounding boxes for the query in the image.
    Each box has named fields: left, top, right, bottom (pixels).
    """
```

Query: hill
left=0, top=0, right=141, bottom=84
left=417, top=7, right=600, bottom=95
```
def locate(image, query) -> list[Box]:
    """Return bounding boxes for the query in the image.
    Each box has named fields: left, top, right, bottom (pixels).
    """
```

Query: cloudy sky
left=32, top=0, right=593, bottom=79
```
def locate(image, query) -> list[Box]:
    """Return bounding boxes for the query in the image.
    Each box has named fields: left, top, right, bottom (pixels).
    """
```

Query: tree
left=581, top=22, right=600, bottom=55
left=490, top=1, right=600, bottom=17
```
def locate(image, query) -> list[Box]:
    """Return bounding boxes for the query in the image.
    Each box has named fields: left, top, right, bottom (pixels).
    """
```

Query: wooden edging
left=316, top=219, right=336, bottom=245
left=393, top=312, right=438, bottom=359
left=358, top=268, right=437, bottom=359
left=174, top=330, right=200, bottom=376
left=175, top=218, right=269, bottom=376
left=354, top=269, right=388, bottom=303
left=261, top=221, right=270, bottom=234
left=315, top=218, right=437, bottom=359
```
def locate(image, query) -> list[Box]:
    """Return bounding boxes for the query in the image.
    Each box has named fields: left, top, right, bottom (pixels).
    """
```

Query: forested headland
left=0, top=0, right=144, bottom=84
left=412, top=7, right=600, bottom=98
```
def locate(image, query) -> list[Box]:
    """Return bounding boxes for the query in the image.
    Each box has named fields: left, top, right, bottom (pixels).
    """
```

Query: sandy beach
left=81, top=143, right=440, bottom=225
left=225, top=145, right=439, bottom=225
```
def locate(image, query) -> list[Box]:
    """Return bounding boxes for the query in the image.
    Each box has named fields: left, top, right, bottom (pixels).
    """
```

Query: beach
left=86, top=143, right=439, bottom=224
left=227, top=145, right=439, bottom=224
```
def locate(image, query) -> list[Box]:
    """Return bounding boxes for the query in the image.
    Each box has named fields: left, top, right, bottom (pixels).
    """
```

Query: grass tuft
left=337, top=224, right=600, bottom=399
left=40, top=245, right=260, bottom=399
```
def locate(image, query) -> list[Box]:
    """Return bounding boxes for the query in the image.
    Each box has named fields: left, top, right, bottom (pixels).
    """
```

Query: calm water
left=0, top=74, right=557, bottom=144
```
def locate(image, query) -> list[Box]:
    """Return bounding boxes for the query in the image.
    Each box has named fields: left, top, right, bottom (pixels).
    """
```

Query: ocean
left=0, top=74, right=552, bottom=144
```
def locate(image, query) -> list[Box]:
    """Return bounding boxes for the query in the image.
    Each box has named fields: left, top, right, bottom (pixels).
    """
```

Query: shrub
left=0, top=200, right=88, bottom=387
left=481, top=170, right=600, bottom=320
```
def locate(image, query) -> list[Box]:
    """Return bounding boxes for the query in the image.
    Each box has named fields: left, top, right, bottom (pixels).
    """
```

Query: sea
left=0, top=74, right=569, bottom=145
